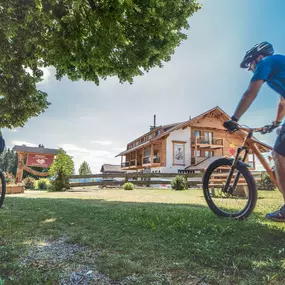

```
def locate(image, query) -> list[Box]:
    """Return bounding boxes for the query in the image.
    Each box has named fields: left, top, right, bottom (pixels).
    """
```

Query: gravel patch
left=20, top=235, right=112, bottom=284
left=21, top=236, right=86, bottom=265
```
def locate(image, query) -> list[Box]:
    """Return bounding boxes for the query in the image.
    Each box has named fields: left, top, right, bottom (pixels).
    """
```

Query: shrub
left=49, top=148, right=74, bottom=191
left=23, top=177, right=35, bottom=189
left=49, top=170, right=70, bottom=192
left=171, top=175, right=188, bottom=191
left=123, top=182, right=134, bottom=190
left=5, top=172, right=15, bottom=184
left=257, top=173, right=276, bottom=190
left=37, top=178, right=49, bottom=190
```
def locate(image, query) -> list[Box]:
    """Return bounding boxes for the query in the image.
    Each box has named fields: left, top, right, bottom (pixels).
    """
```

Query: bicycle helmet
left=240, top=41, right=274, bottom=68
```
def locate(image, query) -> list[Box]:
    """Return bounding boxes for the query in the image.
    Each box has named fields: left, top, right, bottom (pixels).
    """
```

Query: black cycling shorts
left=274, top=123, right=285, bottom=156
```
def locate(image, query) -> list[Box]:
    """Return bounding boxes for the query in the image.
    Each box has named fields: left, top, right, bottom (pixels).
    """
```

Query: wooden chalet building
left=115, top=106, right=267, bottom=173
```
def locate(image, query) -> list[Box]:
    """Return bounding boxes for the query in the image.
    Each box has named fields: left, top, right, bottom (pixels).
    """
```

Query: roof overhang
left=115, top=141, right=151, bottom=157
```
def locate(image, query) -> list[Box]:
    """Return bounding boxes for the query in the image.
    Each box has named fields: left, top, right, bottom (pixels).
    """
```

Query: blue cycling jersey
left=251, top=54, right=285, bottom=98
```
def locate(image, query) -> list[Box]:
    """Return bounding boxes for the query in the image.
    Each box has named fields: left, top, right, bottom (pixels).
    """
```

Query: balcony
left=121, top=159, right=143, bottom=169
left=143, top=156, right=161, bottom=165
left=143, top=156, right=150, bottom=164
left=153, top=156, right=160, bottom=163
left=191, top=136, right=224, bottom=149
left=121, top=156, right=161, bottom=169
left=121, top=161, right=130, bottom=168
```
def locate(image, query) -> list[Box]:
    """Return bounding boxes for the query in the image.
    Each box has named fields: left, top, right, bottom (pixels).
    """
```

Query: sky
left=3, top=0, right=285, bottom=173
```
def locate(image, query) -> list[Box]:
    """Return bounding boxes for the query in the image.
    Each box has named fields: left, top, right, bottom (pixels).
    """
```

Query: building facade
left=116, top=107, right=262, bottom=173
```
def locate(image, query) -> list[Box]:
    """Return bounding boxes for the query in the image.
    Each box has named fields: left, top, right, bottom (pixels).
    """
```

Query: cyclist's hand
left=223, top=119, right=239, bottom=132
left=261, top=121, right=281, bottom=134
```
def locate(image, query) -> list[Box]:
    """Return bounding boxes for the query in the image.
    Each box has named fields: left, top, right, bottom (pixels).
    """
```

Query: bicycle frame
left=229, top=127, right=278, bottom=190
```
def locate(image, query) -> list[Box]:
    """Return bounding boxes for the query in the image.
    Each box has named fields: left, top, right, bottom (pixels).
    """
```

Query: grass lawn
left=1, top=188, right=285, bottom=284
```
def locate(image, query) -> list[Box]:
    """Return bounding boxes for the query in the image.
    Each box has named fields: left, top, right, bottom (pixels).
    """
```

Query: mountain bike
left=203, top=124, right=279, bottom=220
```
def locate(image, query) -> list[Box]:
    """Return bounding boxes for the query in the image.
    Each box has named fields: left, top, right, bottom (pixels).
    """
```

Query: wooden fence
left=68, top=171, right=265, bottom=188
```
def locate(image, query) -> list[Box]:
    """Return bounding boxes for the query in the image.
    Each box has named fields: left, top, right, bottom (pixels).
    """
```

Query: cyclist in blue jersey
left=223, top=42, right=285, bottom=221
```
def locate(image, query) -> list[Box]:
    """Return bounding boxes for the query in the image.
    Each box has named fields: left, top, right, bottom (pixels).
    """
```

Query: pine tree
left=78, top=161, right=92, bottom=175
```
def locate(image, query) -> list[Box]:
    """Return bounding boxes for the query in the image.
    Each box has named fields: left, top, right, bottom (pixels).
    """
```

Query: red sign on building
left=26, top=154, right=54, bottom=168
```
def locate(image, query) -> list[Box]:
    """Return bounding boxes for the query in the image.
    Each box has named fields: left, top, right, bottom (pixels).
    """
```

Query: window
left=205, top=151, right=214, bottom=157
left=194, top=130, right=201, bottom=138
left=144, top=148, right=151, bottom=157
left=194, top=150, right=201, bottom=157
left=204, top=131, right=213, bottom=144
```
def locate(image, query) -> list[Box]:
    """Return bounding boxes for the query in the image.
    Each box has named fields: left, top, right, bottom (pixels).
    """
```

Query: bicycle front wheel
left=203, top=158, right=257, bottom=219
left=0, top=171, right=6, bottom=208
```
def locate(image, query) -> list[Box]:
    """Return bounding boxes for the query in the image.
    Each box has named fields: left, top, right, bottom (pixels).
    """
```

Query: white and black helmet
left=240, top=41, right=274, bottom=68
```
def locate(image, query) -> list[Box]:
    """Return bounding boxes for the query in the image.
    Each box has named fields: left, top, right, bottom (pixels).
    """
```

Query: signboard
left=26, top=154, right=54, bottom=168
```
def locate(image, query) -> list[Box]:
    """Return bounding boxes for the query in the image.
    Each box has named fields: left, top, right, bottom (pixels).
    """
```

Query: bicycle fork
left=223, top=147, right=249, bottom=195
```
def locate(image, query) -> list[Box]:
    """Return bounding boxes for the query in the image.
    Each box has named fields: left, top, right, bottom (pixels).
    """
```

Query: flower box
left=6, top=185, right=25, bottom=194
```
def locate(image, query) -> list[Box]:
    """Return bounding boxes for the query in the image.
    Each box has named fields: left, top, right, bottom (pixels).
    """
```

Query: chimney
left=150, top=114, right=156, bottom=131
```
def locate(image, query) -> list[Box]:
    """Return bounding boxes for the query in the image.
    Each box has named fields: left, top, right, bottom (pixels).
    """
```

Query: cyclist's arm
left=233, top=80, right=264, bottom=120
left=276, top=96, right=285, bottom=122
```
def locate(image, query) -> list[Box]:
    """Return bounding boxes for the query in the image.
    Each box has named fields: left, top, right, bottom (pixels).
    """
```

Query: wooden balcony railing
left=121, top=161, right=130, bottom=168
left=143, top=156, right=150, bottom=164
left=122, top=156, right=160, bottom=168
left=153, top=156, right=160, bottom=163
left=191, top=136, right=223, bottom=145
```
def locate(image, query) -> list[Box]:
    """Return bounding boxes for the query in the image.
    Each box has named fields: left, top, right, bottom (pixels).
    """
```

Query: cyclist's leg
left=266, top=124, right=285, bottom=221
left=273, top=124, right=285, bottom=198
left=273, top=151, right=285, bottom=199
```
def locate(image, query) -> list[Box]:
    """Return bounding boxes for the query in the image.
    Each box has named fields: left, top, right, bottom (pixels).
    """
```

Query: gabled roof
left=13, top=145, right=58, bottom=155
left=126, top=122, right=183, bottom=147
left=149, top=106, right=231, bottom=142
left=115, top=106, right=231, bottom=157
left=100, top=164, right=125, bottom=173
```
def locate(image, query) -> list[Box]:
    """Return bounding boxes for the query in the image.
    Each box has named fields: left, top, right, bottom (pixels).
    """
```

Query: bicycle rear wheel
left=0, top=171, right=6, bottom=208
left=203, top=158, right=257, bottom=219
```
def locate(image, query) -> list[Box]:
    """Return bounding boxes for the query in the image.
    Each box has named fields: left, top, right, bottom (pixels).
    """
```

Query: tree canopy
left=49, top=148, right=74, bottom=191
left=0, top=0, right=201, bottom=128
left=78, top=161, right=92, bottom=175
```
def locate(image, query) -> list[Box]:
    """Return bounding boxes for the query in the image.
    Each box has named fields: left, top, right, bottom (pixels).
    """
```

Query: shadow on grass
left=2, top=196, right=285, bottom=284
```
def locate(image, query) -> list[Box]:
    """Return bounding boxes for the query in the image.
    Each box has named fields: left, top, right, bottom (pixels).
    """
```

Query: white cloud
left=9, top=129, right=18, bottom=132
left=12, top=141, right=37, bottom=147
left=25, top=66, right=52, bottom=84
left=112, top=147, right=125, bottom=151
left=37, top=67, right=52, bottom=84
left=58, top=144, right=110, bottom=156
left=57, top=143, right=119, bottom=174
left=91, top=140, right=112, bottom=146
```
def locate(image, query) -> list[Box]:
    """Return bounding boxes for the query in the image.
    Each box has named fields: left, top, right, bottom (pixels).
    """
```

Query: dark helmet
left=240, top=41, right=274, bottom=68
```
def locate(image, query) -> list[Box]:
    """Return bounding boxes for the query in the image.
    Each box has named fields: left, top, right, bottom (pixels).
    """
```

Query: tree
left=0, top=148, right=18, bottom=175
left=49, top=148, right=74, bottom=191
left=0, top=0, right=201, bottom=128
left=78, top=161, right=92, bottom=175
